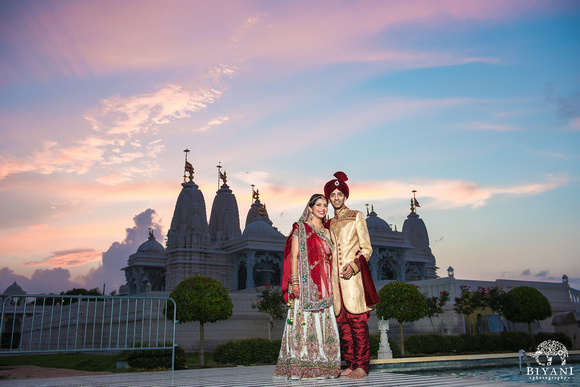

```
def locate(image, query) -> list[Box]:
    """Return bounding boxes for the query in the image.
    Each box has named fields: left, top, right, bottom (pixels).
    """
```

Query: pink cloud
left=350, top=174, right=568, bottom=209
left=460, top=121, right=520, bottom=131
left=25, top=249, right=102, bottom=268
left=86, top=84, right=224, bottom=136
left=0, top=0, right=558, bottom=85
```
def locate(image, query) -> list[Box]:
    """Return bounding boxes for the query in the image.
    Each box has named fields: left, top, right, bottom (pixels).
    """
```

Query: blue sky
left=0, top=0, right=578, bottom=294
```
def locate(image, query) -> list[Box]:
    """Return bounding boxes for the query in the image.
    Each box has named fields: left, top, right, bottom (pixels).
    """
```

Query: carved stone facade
left=122, top=170, right=438, bottom=294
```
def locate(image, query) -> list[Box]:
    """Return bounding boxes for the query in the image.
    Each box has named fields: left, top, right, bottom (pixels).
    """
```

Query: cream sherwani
left=328, top=206, right=373, bottom=316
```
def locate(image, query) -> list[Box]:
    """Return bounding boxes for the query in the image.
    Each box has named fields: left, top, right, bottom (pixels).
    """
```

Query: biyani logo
left=525, top=340, right=574, bottom=382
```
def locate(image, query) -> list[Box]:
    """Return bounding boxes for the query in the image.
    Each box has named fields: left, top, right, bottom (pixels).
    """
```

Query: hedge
left=404, top=331, right=573, bottom=355
left=213, top=338, right=281, bottom=365
left=126, top=345, right=186, bottom=369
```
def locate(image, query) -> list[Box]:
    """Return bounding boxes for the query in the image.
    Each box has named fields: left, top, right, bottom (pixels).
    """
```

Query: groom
left=324, top=171, right=379, bottom=379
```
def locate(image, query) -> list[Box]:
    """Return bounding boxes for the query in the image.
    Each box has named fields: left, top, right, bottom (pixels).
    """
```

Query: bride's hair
left=308, top=193, right=327, bottom=208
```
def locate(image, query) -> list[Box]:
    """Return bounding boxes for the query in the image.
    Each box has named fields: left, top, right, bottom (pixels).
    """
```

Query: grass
left=0, top=351, right=217, bottom=373
left=0, top=352, right=128, bottom=373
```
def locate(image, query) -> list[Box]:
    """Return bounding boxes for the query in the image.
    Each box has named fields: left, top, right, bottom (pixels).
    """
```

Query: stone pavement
left=0, top=364, right=545, bottom=387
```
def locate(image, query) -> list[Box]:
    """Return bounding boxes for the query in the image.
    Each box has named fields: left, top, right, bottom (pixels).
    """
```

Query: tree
left=453, top=285, right=487, bottom=334
left=503, top=286, right=552, bottom=336
left=166, top=276, right=233, bottom=366
left=376, top=282, right=427, bottom=355
left=424, top=290, right=450, bottom=333
left=251, top=283, right=286, bottom=341
left=59, top=287, right=102, bottom=305
left=486, top=286, right=508, bottom=328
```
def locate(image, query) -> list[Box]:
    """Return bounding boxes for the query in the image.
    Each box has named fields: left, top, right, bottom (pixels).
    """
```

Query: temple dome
left=209, top=183, right=241, bottom=244
left=366, top=210, right=392, bottom=233
left=3, top=281, right=25, bottom=295
left=137, top=231, right=165, bottom=253
left=243, top=219, right=284, bottom=239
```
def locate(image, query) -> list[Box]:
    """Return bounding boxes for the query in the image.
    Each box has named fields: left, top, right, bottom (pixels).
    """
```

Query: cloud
left=350, top=174, right=568, bottom=210
left=459, top=121, right=520, bottom=131
left=85, top=84, right=224, bottom=137
left=521, top=269, right=531, bottom=276
left=536, top=270, right=549, bottom=278
left=544, top=82, right=580, bottom=131
left=0, top=267, right=83, bottom=295
left=1, top=0, right=560, bottom=86
left=195, top=117, right=230, bottom=132
left=81, top=209, right=163, bottom=293
left=528, top=149, right=580, bottom=160
left=24, top=249, right=102, bottom=268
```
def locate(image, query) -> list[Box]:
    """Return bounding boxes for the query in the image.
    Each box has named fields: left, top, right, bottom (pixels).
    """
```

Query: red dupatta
left=281, top=208, right=334, bottom=311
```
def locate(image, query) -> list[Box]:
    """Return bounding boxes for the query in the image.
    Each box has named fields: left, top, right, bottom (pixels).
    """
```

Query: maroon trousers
left=336, top=300, right=370, bottom=373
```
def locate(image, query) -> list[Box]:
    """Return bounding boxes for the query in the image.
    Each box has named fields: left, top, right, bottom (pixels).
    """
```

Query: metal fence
left=0, top=294, right=178, bottom=370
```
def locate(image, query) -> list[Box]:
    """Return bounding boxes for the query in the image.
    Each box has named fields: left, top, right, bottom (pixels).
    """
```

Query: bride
left=273, top=193, right=340, bottom=379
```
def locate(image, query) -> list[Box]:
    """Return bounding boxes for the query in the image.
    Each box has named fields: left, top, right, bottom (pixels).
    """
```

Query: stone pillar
left=397, top=250, right=406, bottom=282
left=232, top=259, right=239, bottom=291
left=370, top=250, right=379, bottom=282
left=378, top=318, right=393, bottom=359
left=246, top=252, right=256, bottom=289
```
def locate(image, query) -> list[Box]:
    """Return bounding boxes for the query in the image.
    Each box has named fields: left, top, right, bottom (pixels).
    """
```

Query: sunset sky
left=1, top=0, right=579, bottom=295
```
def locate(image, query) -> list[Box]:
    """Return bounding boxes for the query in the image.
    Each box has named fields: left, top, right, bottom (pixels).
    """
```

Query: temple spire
left=217, top=162, right=222, bottom=189
left=183, top=149, right=194, bottom=182
left=410, top=189, right=420, bottom=213
left=252, top=184, right=260, bottom=203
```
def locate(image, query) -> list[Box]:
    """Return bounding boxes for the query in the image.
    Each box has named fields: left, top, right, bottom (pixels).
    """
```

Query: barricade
left=0, top=294, right=178, bottom=370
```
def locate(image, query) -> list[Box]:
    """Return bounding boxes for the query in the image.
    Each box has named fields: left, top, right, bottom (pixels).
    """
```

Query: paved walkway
left=0, top=365, right=550, bottom=387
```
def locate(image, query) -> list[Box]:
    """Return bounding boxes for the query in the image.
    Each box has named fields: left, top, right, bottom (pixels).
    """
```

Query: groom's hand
left=341, top=264, right=353, bottom=279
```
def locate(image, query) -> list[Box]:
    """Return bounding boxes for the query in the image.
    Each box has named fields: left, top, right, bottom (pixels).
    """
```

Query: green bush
left=534, top=332, right=573, bottom=350
left=389, top=338, right=401, bottom=358
left=126, top=345, right=186, bottom=370
left=369, top=334, right=379, bottom=357
left=444, top=335, right=462, bottom=353
left=405, top=334, right=443, bottom=354
left=213, top=338, right=281, bottom=365
left=458, top=333, right=480, bottom=352
left=553, top=332, right=573, bottom=350
left=497, top=331, right=535, bottom=352
left=404, top=332, right=538, bottom=355
left=477, top=333, right=498, bottom=353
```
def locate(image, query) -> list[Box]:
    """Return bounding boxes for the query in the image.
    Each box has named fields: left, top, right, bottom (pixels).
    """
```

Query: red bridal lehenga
left=273, top=206, right=340, bottom=380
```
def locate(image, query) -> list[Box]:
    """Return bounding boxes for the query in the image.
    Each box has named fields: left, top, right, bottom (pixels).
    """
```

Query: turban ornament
left=324, top=171, right=349, bottom=198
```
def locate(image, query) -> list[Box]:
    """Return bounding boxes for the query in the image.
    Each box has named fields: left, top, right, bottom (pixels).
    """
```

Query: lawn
left=0, top=352, right=216, bottom=372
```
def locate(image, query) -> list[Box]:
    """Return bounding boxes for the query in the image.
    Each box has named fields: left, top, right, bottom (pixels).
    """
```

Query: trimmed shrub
left=213, top=338, right=281, bottom=365
left=459, top=333, right=480, bottom=352
left=389, top=338, right=401, bottom=358
left=369, top=334, right=379, bottom=357
left=126, top=346, right=186, bottom=370
left=477, top=333, right=498, bottom=353
left=535, top=332, right=573, bottom=350
left=405, top=334, right=443, bottom=355
left=497, top=331, right=535, bottom=352
left=553, top=332, right=573, bottom=350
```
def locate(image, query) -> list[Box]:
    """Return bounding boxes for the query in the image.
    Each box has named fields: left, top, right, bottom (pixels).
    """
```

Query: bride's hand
left=292, top=284, right=300, bottom=298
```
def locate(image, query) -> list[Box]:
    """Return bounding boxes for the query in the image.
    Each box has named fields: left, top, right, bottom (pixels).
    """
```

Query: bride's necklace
left=308, top=221, right=325, bottom=234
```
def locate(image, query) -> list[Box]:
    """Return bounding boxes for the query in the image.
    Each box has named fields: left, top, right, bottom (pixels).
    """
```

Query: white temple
left=117, top=158, right=580, bottom=351
left=122, top=162, right=438, bottom=296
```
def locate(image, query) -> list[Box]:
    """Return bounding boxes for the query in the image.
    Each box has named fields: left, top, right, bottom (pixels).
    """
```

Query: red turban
left=324, top=171, right=349, bottom=198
